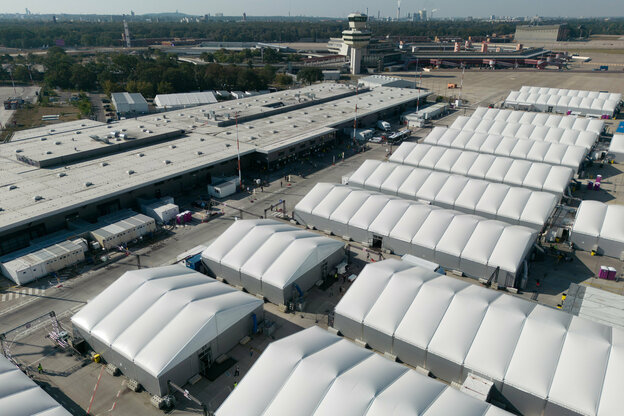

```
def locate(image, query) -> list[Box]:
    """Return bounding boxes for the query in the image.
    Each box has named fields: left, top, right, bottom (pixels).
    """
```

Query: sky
left=9, top=0, right=624, bottom=18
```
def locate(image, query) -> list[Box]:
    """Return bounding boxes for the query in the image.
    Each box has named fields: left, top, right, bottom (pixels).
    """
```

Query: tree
left=157, top=81, right=174, bottom=94
left=70, top=63, right=97, bottom=91
left=296, top=67, right=323, bottom=85
left=275, top=74, right=293, bottom=86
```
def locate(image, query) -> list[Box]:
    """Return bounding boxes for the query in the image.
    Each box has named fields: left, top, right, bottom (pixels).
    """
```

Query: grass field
left=1, top=103, right=81, bottom=141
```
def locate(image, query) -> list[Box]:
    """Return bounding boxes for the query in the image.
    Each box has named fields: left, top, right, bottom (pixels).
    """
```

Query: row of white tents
left=609, top=134, right=624, bottom=163
left=470, top=106, right=605, bottom=135
left=450, top=115, right=598, bottom=149
left=294, top=183, right=537, bottom=288
left=334, top=259, right=624, bottom=416
left=571, top=201, right=624, bottom=259
left=347, top=160, right=557, bottom=230
left=424, top=126, right=587, bottom=171
left=201, top=219, right=345, bottom=305
left=504, top=87, right=621, bottom=117
left=389, top=143, right=574, bottom=197
left=216, top=326, right=512, bottom=416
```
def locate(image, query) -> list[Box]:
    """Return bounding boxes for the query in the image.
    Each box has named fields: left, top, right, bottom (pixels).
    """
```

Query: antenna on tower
left=397, top=0, right=401, bottom=20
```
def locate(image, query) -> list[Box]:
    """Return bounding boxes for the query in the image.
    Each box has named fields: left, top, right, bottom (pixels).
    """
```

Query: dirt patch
left=2, top=104, right=81, bottom=141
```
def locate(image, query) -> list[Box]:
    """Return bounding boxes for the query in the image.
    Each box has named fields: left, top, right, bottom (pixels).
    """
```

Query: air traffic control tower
left=342, top=13, right=371, bottom=75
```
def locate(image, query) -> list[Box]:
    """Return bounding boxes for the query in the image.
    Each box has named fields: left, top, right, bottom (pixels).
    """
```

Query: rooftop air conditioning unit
left=58, top=172, right=67, bottom=177
left=127, top=170, right=135, bottom=175
left=100, top=162, right=108, bottom=167
left=34, top=195, right=43, bottom=201
left=163, top=160, right=171, bottom=165
left=85, top=182, right=93, bottom=187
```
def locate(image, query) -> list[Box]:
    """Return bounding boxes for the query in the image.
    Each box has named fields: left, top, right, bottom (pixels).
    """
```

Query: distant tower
left=123, top=20, right=131, bottom=48
left=243, top=12, right=247, bottom=22
left=342, top=13, right=371, bottom=75
left=397, top=0, right=401, bottom=21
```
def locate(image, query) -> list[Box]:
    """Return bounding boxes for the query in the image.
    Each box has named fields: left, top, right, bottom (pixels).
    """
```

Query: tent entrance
left=198, top=347, right=213, bottom=375
left=371, top=235, right=383, bottom=249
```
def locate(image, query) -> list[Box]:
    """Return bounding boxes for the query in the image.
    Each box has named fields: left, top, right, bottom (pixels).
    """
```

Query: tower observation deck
left=342, top=13, right=372, bottom=74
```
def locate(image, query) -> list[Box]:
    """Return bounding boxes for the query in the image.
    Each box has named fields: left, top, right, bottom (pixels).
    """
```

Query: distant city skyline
left=7, top=0, right=624, bottom=18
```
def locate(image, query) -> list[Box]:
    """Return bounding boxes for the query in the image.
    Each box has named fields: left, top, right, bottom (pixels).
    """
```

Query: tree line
left=0, top=47, right=288, bottom=97
left=0, top=19, right=621, bottom=49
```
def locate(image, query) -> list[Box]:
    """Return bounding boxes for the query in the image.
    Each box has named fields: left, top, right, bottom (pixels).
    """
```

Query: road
left=87, top=92, right=106, bottom=122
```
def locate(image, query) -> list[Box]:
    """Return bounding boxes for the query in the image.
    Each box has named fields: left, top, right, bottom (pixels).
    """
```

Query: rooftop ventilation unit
left=57, top=172, right=67, bottom=177
left=170, top=145, right=177, bottom=149
left=137, top=153, right=144, bottom=157
left=196, top=151, right=203, bottom=155
left=85, top=182, right=93, bottom=187
left=127, top=170, right=135, bottom=175
left=8, top=185, right=18, bottom=190
left=45, top=151, right=52, bottom=155
left=41, top=137, right=47, bottom=141
left=55, top=141, right=61, bottom=145
left=15, top=149, right=22, bottom=153
left=33, top=195, right=43, bottom=201
left=100, top=162, right=109, bottom=167
left=163, top=160, right=171, bottom=165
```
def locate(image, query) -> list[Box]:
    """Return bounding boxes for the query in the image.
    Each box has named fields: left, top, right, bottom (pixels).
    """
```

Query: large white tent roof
left=504, top=87, right=621, bottom=117
left=347, top=160, right=556, bottom=230
left=424, top=126, right=587, bottom=170
left=216, top=326, right=512, bottom=416
left=0, top=355, right=71, bottom=416
left=469, top=106, right=605, bottom=136
left=294, top=183, right=536, bottom=286
left=450, top=115, right=598, bottom=150
left=334, top=259, right=624, bottom=416
left=390, top=143, right=574, bottom=196
left=571, top=200, right=624, bottom=258
left=201, top=219, right=344, bottom=291
left=71, top=265, right=263, bottom=378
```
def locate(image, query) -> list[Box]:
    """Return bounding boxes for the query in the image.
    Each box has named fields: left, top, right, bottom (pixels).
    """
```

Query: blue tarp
left=616, top=122, right=624, bottom=134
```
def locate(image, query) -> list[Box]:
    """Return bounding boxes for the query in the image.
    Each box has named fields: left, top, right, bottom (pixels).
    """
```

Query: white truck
left=376, top=120, right=391, bottom=131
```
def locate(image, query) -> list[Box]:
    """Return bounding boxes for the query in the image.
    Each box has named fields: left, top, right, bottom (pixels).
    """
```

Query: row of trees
left=0, top=19, right=622, bottom=49
left=1, top=47, right=284, bottom=97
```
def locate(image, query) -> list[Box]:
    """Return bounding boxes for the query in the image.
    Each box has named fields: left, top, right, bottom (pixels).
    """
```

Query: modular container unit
left=1, top=239, right=85, bottom=284
left=89, top=212, right=156, bottom=250
left=334, top=259, right=624, bottom=416
left=294, top=184, right=537, bottom=288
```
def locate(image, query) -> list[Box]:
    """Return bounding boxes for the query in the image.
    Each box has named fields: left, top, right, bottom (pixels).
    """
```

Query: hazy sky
left=9, top=0, right=624, bottom=18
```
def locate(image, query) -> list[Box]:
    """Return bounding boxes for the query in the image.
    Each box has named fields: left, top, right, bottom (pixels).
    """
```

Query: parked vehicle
left=376, top=120, right=391, bottom=131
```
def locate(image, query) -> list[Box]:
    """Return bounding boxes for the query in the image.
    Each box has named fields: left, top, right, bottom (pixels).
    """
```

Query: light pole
left=235, top=112, right=242, bottom=188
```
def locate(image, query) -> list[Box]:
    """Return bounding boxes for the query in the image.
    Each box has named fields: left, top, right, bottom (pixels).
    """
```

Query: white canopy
left=295, top=184, right=537, bottom=287
left=216, top=326, right=512, bottom=416
left=347, top=160, right=556, bottom=230
left=462, top=107, right=605, bottom=137
left=609, top=134, right=624, bottom=163
left=201, top=219, right=344, bottom=304
left=571, top=201, right=624, bottom=258
left=424, top=126, right=587, bottom=171
left=504, top=87, right=621, bottom=117
left=334, top=259, right=624, bottom=416
left=389, top=143, right=574, bottom=197
left=71, top=265, right=262, bottom=386
left=0, top=355, right=71, bottom=416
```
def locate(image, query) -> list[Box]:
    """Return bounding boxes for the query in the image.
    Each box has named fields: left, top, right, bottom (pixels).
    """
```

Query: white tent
left=215, top=326, right=512, bottom=416
left=609, top=134, right=624, bottom=163
left=201, top=219, right=344, bottom=305
left=424, top=127, right=588, bottom=171
left=347, top=160, right=556, bottom=230
left=71, top=265, right=263, bottom=396
left=464, top=107, right=605, bottom=136
left=504, top=87, right=621, bottom=117
left=0, top=354, right=71, bottom=416
left=334, top=259, right=624, bottom=416
left=390, top=143, right=574, bottom=197
left=294, top=184, right=537, bottom=287
left=571, top=201, right=624, bottom=258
